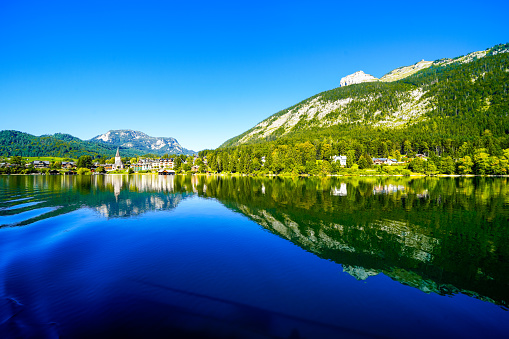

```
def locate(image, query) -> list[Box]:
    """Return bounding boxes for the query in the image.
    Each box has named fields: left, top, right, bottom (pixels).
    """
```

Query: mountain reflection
left=192, top=176, right=509, bottom=310
left=1, top=174, right=508, bottom=309
left=0, top=175, right=191, bottom=224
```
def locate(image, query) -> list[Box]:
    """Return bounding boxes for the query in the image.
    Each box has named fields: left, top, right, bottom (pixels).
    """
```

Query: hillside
left=0, top=131, right=145, bottom=158
left=221, top=43, right=509, bottom=149
left=0, top=130, right=194, bottom=158
left=90, top=130, right=194, bottom=155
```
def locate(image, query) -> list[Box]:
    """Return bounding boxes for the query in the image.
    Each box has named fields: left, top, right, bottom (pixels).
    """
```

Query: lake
left=0, top=174, right=508, bottom=338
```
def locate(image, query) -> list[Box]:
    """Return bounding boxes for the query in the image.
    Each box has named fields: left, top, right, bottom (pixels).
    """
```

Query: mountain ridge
left=0, top=129, right=194, bottom=158
left=220, top=42, right=509, bottom=148
left=90, top=129, right=194, bottom=155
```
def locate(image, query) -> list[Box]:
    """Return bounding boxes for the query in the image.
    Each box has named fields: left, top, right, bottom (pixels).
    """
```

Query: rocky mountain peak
left=91, top=129, right=194, bottom=155
left=339, top=71, right=378, bottom=87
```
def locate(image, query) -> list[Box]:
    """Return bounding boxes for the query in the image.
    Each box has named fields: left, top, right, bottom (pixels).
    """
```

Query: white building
left=113, top=148, right=124, bottom=170
left=331, top=155, right=347, bottom=167
left=133, top=158, right=174, bottom=172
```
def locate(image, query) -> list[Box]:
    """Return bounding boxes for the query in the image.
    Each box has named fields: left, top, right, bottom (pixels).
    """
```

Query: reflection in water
left=0, top=175, right=191, bottom=223
left=193, top=176, right=509, bottom=310
left=1, top=174, right=508, bottom=312
left=372, top=183, right=405, bottom=195
left=331, top=183, right=347, bottom=196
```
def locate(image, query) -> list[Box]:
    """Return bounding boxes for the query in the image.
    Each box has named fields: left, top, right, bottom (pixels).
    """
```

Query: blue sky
left=1, top=0, right=508, bottom=151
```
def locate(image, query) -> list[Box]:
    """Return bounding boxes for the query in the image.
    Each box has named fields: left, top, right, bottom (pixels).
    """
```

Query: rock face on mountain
left=339, top=61, right=434, bottom=87
left=91, top=130, right=194, bottom=155
left=339, top=71, right=378, bottom=87
left=380, top=60, right=433, bottom=82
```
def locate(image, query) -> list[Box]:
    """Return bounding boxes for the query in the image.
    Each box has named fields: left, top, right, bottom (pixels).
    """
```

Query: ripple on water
left=0, top=201, right=44, bottom=211
left=0, top=207, right=59, bottom=227
left=1, top=196, right=35, bottom=204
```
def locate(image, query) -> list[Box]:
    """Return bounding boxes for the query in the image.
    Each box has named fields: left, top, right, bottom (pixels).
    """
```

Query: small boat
left=158, top=170, right=176, bottom=175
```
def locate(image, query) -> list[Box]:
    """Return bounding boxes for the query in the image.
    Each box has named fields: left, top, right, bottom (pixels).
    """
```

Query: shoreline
left=2, top=173, right=508, bottom=178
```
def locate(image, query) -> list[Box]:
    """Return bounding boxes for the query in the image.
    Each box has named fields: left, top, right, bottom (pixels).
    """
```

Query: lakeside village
left=0, top=147, right=477, bottom=176
left=0, top=148, right=204, bottom=175
left=3, top=143, right=509, bottom=176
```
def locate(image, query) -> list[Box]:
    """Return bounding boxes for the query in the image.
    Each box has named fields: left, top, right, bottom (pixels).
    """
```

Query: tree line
left=199, top=132, right=509, bottom=176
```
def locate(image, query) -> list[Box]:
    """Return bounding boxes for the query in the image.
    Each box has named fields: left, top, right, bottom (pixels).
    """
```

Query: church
left=113, top=148, right=124, bottom=170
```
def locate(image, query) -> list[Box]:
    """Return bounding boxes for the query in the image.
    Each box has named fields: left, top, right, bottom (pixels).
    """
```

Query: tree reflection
left=1, top=174, right=508, bottom=308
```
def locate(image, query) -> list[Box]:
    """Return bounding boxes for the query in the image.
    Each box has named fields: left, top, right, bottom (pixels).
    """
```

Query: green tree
left=425, top=159, right=438, bottom=175
left=346, top=150, right=356, bottom=168
left=391, top=150, right=402, bottom=162
left=420, top=141, right=430, bottom=156
left=264, top=148, right=273, bottom=170
left=458, top=142, right=472, bottom=158
left=321, top=143, right=332, bottom=160
left=457, top=156, right=473, bottom=174
left=77, top=155, right=93, bottom=169
left=11, top=156, right=23, bottom=166
left=358, top=154, right=371, bottom=169
left=408, top=157, right=425, bottom=173
left=51, top=161, right=62, bottom=169
left=208, top=154, right=218, bottom=172
left=381, top=142, right=389, bottom=158
left=503, top=149, right=509, bottom=160
left=284, top=145, right=299, bottom=172
left=174, top=157, right=182, bottom=171
left=403, top=140, right=412, bottom=155
left=321, top=160, right=332, bottom=176
left=442, top=156, right=455, bottom=174
left=252, top=158, right=261, bottom=172
left=272, top=147, right=286, bottom=173
left=473, top=150, right=490, bottom=175
left=77, top=167, right=91, bottom=175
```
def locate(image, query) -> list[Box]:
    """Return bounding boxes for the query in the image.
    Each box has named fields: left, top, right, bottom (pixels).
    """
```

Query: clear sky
left=1, top=0, right=508, bottom=151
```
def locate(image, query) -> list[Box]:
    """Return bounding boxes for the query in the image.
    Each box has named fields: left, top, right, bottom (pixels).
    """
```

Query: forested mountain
left=0, top=129, right=194, bottom=158
left=91, top=129, right=194, bottom=155
left=221, top=43, right=509, bottom=150
left=0, top=130, right=141, bottom=158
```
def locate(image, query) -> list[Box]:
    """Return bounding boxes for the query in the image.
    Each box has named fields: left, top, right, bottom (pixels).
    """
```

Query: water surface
left=0, top=175, right=508, bottom=338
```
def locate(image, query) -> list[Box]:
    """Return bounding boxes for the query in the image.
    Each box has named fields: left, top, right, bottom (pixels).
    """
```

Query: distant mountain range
left=91, top=130, right=193, bottom=155
left=220, top=42, right=509, bottom=148
left=0, top=129, right=194, bottom=158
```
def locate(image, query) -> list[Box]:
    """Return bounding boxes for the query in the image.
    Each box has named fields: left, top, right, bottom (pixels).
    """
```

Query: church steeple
left=114, top=148, right=124, bottom=170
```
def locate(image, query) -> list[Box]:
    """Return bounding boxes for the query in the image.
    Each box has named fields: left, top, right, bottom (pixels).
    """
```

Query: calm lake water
left=0, top=174, right=508, bottom=338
